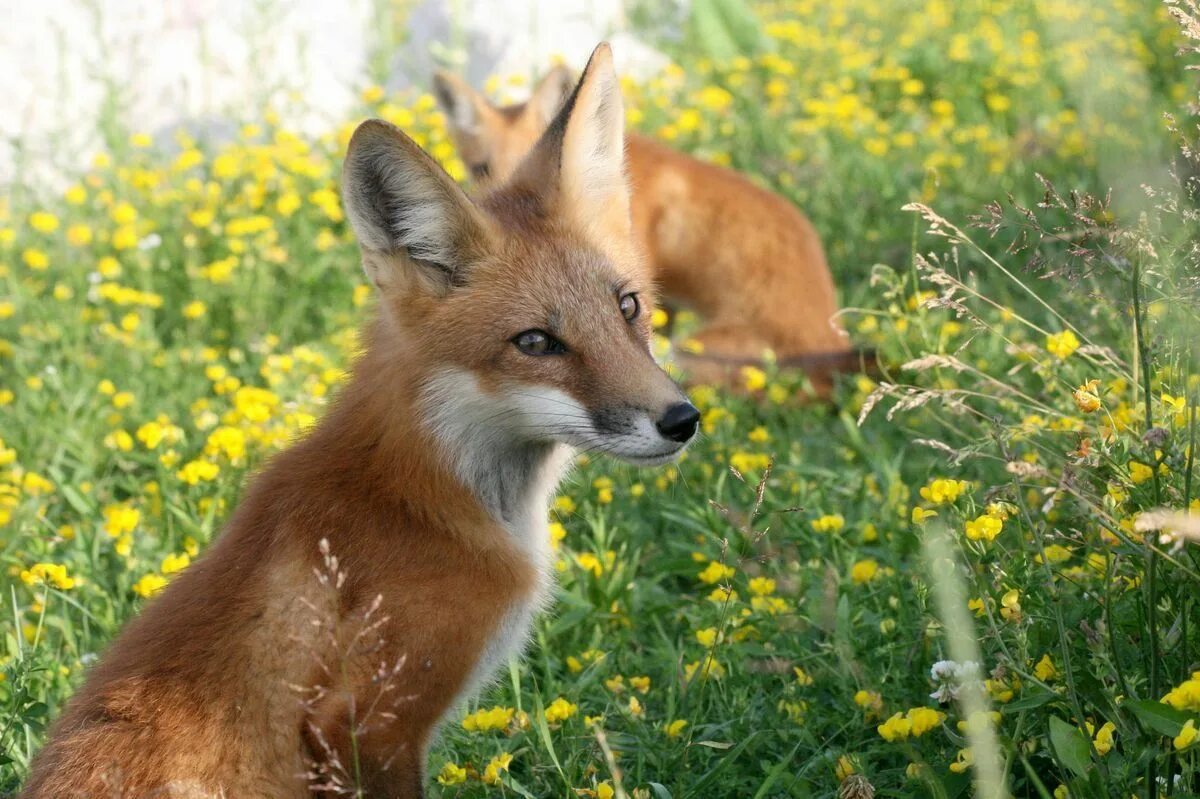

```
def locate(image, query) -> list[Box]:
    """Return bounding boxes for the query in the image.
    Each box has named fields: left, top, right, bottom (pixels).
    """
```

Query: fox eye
left=513, top=329, right=567, bottom=356
left=470, top=162, right=491, bottom=180
left=619, top=292, right=640, bottom=322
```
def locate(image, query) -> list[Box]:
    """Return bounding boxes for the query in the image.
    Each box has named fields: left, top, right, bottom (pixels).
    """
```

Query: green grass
left=3, top=1, right=1200, bottom=797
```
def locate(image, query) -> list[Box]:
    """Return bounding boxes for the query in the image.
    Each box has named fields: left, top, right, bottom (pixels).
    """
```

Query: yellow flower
left=628, top=696, right=644, bottom=716
left=132, top=573, right=168, bottom=598
left=177, top=459, right=220, bottom=485
left=436, top=762, right=467, bottom=785
left=1175, top=719, right=1197, bottom=750
left=835, top=755, right=856, bottom=782
left=481, top=752, right=513, bottom=785
left=748, top=577, right=776, bottom=596
left=877, top=712, right=912, bottom=742
left=698, top=560, right=735, bottom=584
left=794, top=666, right=814, bottom=686
left=695, top=627, right=719, bottom=647
left=28, top=211, right=59, bottom=233
left=741, top=365, right=767, bottom=392
left=1034, top=654, right=1058, bottom=682
left=683, top=658, right=725, bottom=681
left=964, top=513, right=1003, bottom=542
left=850, top=559, right=879, bottom=584
left=1073, top=379, right=1101, bottom=413
left=948, top=747, right=974, bottom=773
left=1091, top=720, right=1116, bottom=755
left=1000, top=589, right=1022, bottom=622
left=20, top=563, right=76, bottom=590
left=596, top=783, right=615, bottom=799
left=22, top=248, right=49, bottom=270
left=183, top=301, right=207, bottom=320
left=629, top=675, right=650, bottom=694
left=665, top=719, right=688, bottom=737
left=812, top=513, right=845, bottom=533
left=854, top=690, right=883, bottom=713
left=1045, top=330, right=1081, bottom=359
left=161, top=553, right=191, bottom=574
left=103, top=503, right=140, bottom=537
left=1129, top=461, right=1155, bottom=485
left=462, top=705, right=514, bottom=732
left=919, top=478, right=970, bottom=504
left=544, top=697, right=578, bottom=723
left=911, top=507, right=938, bottom=524
left=748, top=425, right=770, bottom=443
left=906, top=707, right=945, bottom=736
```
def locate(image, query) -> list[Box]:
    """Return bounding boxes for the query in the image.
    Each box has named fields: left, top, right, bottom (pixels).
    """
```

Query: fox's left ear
left=432, top=71, right=487, bottom=136
left=342, top=119, right=492, bottom=297
left=519, top=43, right=631, bottom=243
left=529, top=64, right=575, bottom=126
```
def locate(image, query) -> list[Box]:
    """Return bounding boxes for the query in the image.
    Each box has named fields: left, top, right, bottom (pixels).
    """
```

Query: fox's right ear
left=432, top=71, right=487, bottom=136
left=342, top=119, right=492, bottom=296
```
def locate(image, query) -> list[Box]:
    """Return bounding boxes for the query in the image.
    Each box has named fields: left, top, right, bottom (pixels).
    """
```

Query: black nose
left=656, top=402, right=700, bottom=443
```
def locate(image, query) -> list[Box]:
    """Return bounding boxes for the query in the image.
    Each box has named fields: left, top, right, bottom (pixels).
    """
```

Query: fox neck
left=329, top=314, right=571, bottom=556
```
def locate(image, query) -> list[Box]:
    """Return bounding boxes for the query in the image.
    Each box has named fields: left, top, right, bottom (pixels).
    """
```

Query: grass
left=2, top=0, right=1200, bottom=797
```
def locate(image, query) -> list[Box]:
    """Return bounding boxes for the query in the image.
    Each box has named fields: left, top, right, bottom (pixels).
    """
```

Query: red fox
left=434, top=65, right=865, bottom=395
left=21, top=44, right=697, bottom=799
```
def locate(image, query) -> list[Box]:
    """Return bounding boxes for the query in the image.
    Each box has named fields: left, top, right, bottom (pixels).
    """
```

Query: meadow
left=3, top=1, right=1200, bottom=797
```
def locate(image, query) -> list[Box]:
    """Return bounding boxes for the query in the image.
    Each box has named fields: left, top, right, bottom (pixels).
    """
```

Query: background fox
left=434, top=64, right=866, bottom=395
left=20, top=44, right=696, bottom=799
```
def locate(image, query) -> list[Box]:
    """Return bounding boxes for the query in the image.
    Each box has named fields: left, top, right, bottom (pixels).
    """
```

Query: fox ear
left=342, top=119, right=491, bottom=294
left=529, top=64, right=575, bottom=126
left=524, top=43, right=630, bottom=242
left=432, top=71, right=486, bottom=136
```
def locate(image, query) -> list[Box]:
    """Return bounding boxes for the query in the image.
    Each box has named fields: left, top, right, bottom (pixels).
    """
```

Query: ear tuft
left=342, top=119, right=489, bottom=290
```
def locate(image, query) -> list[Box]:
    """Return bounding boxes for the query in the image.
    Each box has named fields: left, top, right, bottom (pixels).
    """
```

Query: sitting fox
left=21, top=44, right=696, bottom=799
left=434, top=63, right=864, bottom=395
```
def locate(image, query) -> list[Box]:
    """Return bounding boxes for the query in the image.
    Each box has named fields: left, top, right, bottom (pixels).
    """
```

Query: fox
left=20, top=43, right=698, bottom=799
left=433, top=64, right=867, bottom=396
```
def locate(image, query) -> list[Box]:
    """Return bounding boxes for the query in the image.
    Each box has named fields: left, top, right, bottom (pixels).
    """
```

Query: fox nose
left=656, top=402, right=700, bottom=443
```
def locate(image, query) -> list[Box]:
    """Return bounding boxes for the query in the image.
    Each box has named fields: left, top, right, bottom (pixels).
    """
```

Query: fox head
left=432, top=64, right=575, bottom=189
left=343, top=44, right=697, bottom=496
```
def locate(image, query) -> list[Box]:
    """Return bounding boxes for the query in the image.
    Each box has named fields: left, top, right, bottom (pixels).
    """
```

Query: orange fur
left=22, top=44, right=696, bottom=799
left=434, top=64, right=857, bottom=396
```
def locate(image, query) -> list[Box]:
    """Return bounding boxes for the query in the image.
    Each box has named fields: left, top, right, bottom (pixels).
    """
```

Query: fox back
left=21, top=44, right=697, bottom=799
left=435, top=65, right=859, bottom=395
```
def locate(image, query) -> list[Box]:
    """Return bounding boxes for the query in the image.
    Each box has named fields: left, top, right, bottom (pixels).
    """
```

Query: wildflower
left=665, top=719, right=688, bottom=737
left=794, top=666, right=814, bottom=686
left=683, top=658, right=725, bottom=681
left=907, top=707, right=945, bottom=736
left=161, top=553, right=190, bottom=574
left=183, top=301, right=206, bottom=319
left=1175, top=719, right=1197, bottom=750
left=964, top=513, right=1003, bottom=542
left=877, top=712, right=912, bottom=741
left=1034, top=654, right=1058, bottom=682
left=132, top=574, right=168, bottom=598
left=948, top=748, right=974, bottom=773
left=575, top=552, right=603, bottom=577
left=1162, top=672, right=1200, bottom=712
left=177, top=459, right=220, bottom=485
left=695, top=627, right=719, bottom=647
left=835, top=755, right=856, bottom=782
left=999, top=589, right=1021, bottom=622
left=1073, top=379, right=1101, bottom=413
left=462, top=705, right=514, bottom=732
left=850, top=559, right=879, bottom=584
left=629, top=675, right=650, bottom=694
left=919, top=478, right=970, bottom=504
left=698, top=560, right=734, bottom=584
left=812, top=513, right=845, bottom=533
left=544, top=697, right=578, bottom=723
left=968, top=597, right=986, bottom=616
left=911, top=507, right=938, bottom=524
left=596, top=783, right=615, bottom=799
left=1128, top=460, right=1155, bottom=485
left=748, top=577, right=776, bottom=596
left=1045, top=330, right=1080, bottom=359
left=103, top=503, right=140, bottom=537
left=741, top=365, right=767, bottom=392
left=1088, top=720, right=1116, bottom=755
left=22, top=248, right=49, bottom=270
left=20, top=563, right=76, bottom=590
left=481, top=752, right=513, bottom=785
left=748, top=425, right=770, bottom=443
left=28, top=211, right=59, bottom=233
left=628, top=696, right=644, bottom=716
left=854, top=690, right=883, bottom=714
left=436, top=762, right=467, bottom=786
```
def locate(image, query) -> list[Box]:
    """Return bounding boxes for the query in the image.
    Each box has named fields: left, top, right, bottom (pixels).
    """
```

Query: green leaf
left=1048, top=716, right=1092, bottom=778
left=695, top=740, right=734, bottom=749
left=647, top=783, right=674, bottom=799
left=1003, top=689, right=1058, bottom=712
left=1126, top=699, right=1193, bottom=737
